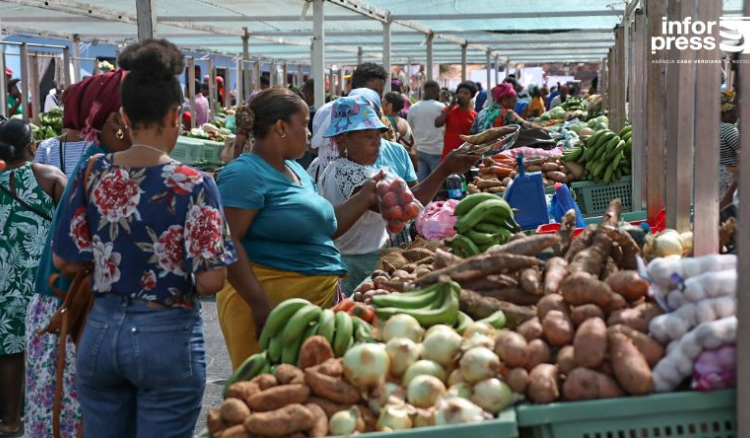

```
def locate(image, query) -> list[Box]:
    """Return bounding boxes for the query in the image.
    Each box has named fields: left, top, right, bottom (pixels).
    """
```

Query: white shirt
left=407, top=99, right=446, bottom=156
left=34, top=136, right=88, bottom=179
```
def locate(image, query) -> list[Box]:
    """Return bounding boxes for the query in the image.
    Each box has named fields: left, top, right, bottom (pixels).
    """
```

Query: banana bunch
left=563, top=125, right=632, bottom=185
left=447, top=193, right=520, bottom=258
left=258, top=299, right=373, bottom=367
left=223, top=351, right=268, bottom=397
left=371, top=281, right=461, bottom=328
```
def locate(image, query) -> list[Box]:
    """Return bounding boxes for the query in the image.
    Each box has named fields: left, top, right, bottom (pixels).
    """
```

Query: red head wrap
left=62, top=69, right=126, bottom=144
left=492, top=82, right=517, bottom=103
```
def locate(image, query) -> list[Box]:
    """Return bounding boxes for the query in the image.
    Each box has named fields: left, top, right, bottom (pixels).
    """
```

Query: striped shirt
left=719, top=122, right=739, bottom=167
left=34, top=136, right=88, bottom=179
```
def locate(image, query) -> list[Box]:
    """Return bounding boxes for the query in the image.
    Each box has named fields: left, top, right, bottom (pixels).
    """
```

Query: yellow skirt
left=217, top=264, right=339, bottom=370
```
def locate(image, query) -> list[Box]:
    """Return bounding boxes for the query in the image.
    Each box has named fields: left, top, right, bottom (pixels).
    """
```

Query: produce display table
left=170, top=136, right=225, bottom=166
left=515, top=389, right=735, bottom=438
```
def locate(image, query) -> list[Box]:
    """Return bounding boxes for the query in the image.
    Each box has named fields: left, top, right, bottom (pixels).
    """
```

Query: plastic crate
left=516, top=389, right=736, bottom=438
left=170, top=137, right=204, bottom=165
left=200, top=139, right=225, bottom=165
left=571, top=176, right=632, bottom=216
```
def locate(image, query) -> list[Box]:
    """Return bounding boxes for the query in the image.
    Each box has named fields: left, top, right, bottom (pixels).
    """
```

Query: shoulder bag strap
left=0, top=170, right=53, bottom=221
left=58, top=134, right=66, bottom=175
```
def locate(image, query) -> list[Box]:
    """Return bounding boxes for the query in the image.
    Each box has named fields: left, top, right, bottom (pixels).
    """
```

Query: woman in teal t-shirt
left=216, top=88, right=381, bottom=369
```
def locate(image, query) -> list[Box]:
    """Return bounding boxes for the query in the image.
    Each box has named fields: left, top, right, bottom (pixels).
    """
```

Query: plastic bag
left=416, top=199, right=460, bottom=241
left=549, top=183, right=586, bottom=227
left=692, top=344, right=736, bottom=392
left=377, top=172, right=423, bottom=234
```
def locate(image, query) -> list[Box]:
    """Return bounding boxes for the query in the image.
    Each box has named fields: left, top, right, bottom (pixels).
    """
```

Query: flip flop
left=0, top=422, right=21, bottom=437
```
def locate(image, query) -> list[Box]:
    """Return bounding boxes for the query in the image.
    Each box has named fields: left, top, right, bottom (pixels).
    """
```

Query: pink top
left=194, top=94, right=210, bottom=126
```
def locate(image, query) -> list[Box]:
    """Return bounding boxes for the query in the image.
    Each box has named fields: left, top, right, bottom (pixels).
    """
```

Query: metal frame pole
left=283, top=62, right=288, bottom=88
left=328, top=67, right=334, bottom=97
left=357, top=46, right=363, bottom=66
left=187, top=57, right=196, bottom=129
left=72, top=35, right=81, bottom=83
left=19, top=43, right=29, bottom=122
left=312, top=0, right=325, bottom=108
left=253, top=61, right=260, bottom=93
left=495, top=54, right=500, bottom=86
left=136, top=0, right=157, bottom=41
left=645, top=0, right=667, bottom=220
left=242, top=29, right=250, bottom=103
left=236, top=58, right=243, bottom=108
left=269, top=61, right=276, bottom=88
left=62, top=47, right=71, bottom=87
left=485, top=50, right=491, bottom=98
left=461, top=44, right=468, bottom=82
left=631, top=9, right=647, bottom=212
left=29, top=53, right=40, bottom=123
left=383, top=20, right=392, bottom=93
left=207, top=58, right=217, bottom=117
left=426, top=33, right=434, bottom=81
left=338, top=68, right=345, bottom=96
left=296, top=64, right=304, bottom=88
left=613, top=25, right=626, bottom=133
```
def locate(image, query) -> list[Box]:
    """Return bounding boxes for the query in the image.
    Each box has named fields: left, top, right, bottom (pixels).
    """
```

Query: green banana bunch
left=372, top=281, right=461, bottom=328
left=449, top=194, right=519, bottom=257
left=222, top=351, right=267, bottom=398
left=562, top=126, right=634, bottom=185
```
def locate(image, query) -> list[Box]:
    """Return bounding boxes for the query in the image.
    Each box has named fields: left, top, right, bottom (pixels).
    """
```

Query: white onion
left=471, top=378, right=513, bottom=414
left=329, top=407, right=365, bottom=435
left=459, top=347, right=500, bottom=383
left=402, top=360, right=447, bottom=387
left=447, top=382, right=472, bottom=399
left=461, top=333, right=496, bottom=352
left=413, top=408, right=436, bottom=428
left=386, top=338, right=421, bottom=377
left=407, top=375, right=446, bottom=408
left=422, top=328, right=462, bottom=367
left=382, top=314, right=425, bottom=343
left=376, top=403, right=413, bottom=431
left=343, top=343, right=391, bottom=390
left=447, top=368, right=465, bottom=386
left=434, top=397, right=487, bottom=425
left=425, top=324, right=455, bottom=339
left=371, top=382, right=406, bottom=413
left=462, top=322, right=495, bottom=339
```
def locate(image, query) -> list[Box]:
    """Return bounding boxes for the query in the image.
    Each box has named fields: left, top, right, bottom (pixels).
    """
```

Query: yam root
left=207, top=409, right=228, bottom=436
left=434, top=249, right=462, bottom=269
left=459, top=289, right=536, bottom=328
left=243, top=404, right=315, bottom=437
left=554, top=209, right=578, bottom=256
left=600, top=257, right=619, bottom=281
left=246, top=384, right=310, bottom=412
left=506, top=368, right=530, bottom=394
left=299, top=336, right=335, bottom=370
left=416, top=253, right=541, bottom=286
left=525, top=339, right=551, bottom=371
left=565, top=225, right=596, bottom=262
left=542, top=310, right=574, bottom=347
left=570, top=304, right=606, bottom=327
left=556, top=345, right=576, bottom=376
left=495, top=331, right=530, bottom=368
left=220, top=398, right=251, bottom=426
left=226, top=382, right=261, bottom=403
left=608, top=333, right=654, bottom=396
left=603, top=227, right=641, bottom=270
left=560, top=272, right=627, bottom=314
left=487, top=234, right=561, bottom=257
left=563, top=368, right=624, bottom=401
left=304, top=368, right=361, bottom=404
left=573, top=317, right=607, bottom=369
left=568, top=233, right=613, bottom=278
left=519, top=267, right=542, bottom=295
left=606, top=271, right=649, bottom=303
left=473, top=287, right=541, bottom=306
left=250, top=374, right=278, bottom=391
left=307, top=396, right=350, bottom=417
left=537, top=294, right=570, bottom=321
left=528, top=364, right=560, bottom=403
left=543, top=257, right=568, bottom=295
left=607, top=302, right=663, bottom=333
left=276, top=364, right=305, bottom=385
left=459, top=275, right=518, bottom=291
left=305, top=403, right=329, bottom=437
left=459, top=126, right=515, bottom=145
left=517, top=317, right=543, bottom=342
left=607, top=324, right=665, bottom=367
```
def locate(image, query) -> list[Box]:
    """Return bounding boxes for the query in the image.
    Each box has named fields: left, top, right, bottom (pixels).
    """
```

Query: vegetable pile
left=467, top=154, right=567, bottom=195
left=447, top=194, right=520, bottom=257
left=31, top=108, right=64, bottom=141
left=562, top=125, right=632, bottom=184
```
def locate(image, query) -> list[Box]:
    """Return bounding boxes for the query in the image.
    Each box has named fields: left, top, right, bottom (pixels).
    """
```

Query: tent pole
left=187, top=57, right=196, bottom=129
left=29, top=53, right=40, bottom=123
left=269, top=61, right=276, bottom=87
left=645, top=0, right=667, bottom=221
left=426, top=33, right=434, bottom=82
left=207, top=58, right=216, bottom=117
left=383, top=20, right=392, bottom=93
left=283, top=61, right=288, bottom=88
left=72, top=35, right=81, bottom=83
left=242, top=28, right=250, bottom=103
left=19, top=43, right=29, bottom=122
left=631, top=9, right=646, bottom=213
left=136, top=0, right=157, bottom=41
left=485, top=50, right=491, bottom=98
left=461, top=43, right=467, bottom=82
left=357, top=46, right=363, bottom=66
left=236, top=58, right=243, bottom=108
left=338, top=67, right=345, bottom=96
left=312, top=0, right=325, bottom=108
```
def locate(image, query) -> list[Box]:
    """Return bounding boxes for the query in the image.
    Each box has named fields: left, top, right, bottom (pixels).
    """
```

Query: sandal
left=0, top=422, right=21, bottom=437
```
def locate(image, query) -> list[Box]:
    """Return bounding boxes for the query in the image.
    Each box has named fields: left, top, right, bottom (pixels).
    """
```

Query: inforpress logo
left=651, top=16, right=750, bottom=54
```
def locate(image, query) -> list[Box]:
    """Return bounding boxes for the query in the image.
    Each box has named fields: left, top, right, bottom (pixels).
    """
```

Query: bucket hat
left=324, top=95, right=387, bottom=138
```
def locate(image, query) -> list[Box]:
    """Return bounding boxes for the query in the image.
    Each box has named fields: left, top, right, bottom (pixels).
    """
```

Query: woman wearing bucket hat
left=318, top=95, right=480, bottom=294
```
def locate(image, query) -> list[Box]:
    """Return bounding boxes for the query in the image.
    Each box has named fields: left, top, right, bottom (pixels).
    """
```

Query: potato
left=219, top=424, right=250, bottom=438
left=276, top=364, right=305, bottom=385
left=517, top=317, right=543, bottom=342
left=226, top=382, right=260, bottom=403
left=527, top=364, right=560, bottom=403
left=246, top=384, right=311, bottom=412
left=563, top=367, right=625, bottom=401
left=560, top=272, right=627, bottom=313
left=494, top=331, right=530, bottom=368
left=527, top=165, right=542, bottom=173
left=606, top=270, right=649, bottom=302
left=608, top=332, right=654, bottom=395
left=570, top=304, right=605, bottom=327
left=304, top=368, right=361, bottom=404
left=573, top=317, right=607, bottom=369
left=607, top=325, right=665, bottom=367
left=607, top=302, right=663, bottom=333
left=537, top=294, right=570, bottom=321
left=505, top=368, right=530, bottom=394
left=310, top=357, right=344, bottom=378
left=299, top=336, right=335, bottom=370
left=220, top=398, right=251, bottom=425
left=546, top=171, right=567, bottom=183
left=525, top=339, right=551, bottom=371
left=305, top=403, right=329, bottom=437
left=244, top=404, right=315, bottom=437
left=556, top=345, right=576, bottom=376
left=541, top=162, right=560, bottom=172
left=250, top=373, right=278, bottom=391
left=542, top=310, right=574, bottom=347
left=207, top=409, right=227, bottom=436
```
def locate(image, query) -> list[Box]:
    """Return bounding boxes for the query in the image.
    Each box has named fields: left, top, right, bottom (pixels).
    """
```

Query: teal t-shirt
left=217, top=153, right=346, bottom=276
left=375, top=140, right=418, bottom=184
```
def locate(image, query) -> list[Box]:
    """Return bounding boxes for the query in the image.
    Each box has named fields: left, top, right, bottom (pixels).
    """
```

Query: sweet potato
left=244, top=404, right=315, bottom=437
left=560, top=272, right=627, bottom=314
left=305, top=403, right=328, bottom=437
left=459, top=289, right=536, bottom=328
left=226, top=382, right=261, bottom=403
left=246, top=384, right=311, bottom=412
left=494, top=331, right=530, bottom=368
left=525, top=339, right=551, bottom=371
left=307, top=396, right=350, bottom=417
left=299, top=336, right=335, bottom=370
left=250, top=374, right=278, bottom=391
left=416, top=253, right=541, bottom=286
left=517, top=317, right=543, bottom=342
left=607, top=325, right=665, bottom=367
left=220, top=398, right=251, bottom=425
left=528, top=364, right=560, bottom=403
left=570, top=304, right=605, bottom=327
left=459, top=275, right=518, bottom=291
left=546, top=171, right=567, bottom=183
left=304, top=368, right=361, bottom=404
left=543, top=257, right=568, bottom=294
left=542, top=162, right=560, bottom=172
left=606, top=271, right=650, bottom=303
left=607, top=302, right=663, bottom=333
left=542, top=310, right=574, bottom=347
left=608, top=332, right=654, bottom=395
left=276, top=364, right=305, bottom=385
left=573, top=318, right=607, bottom=369
left=506, top=368, right=530, bottom=394
left=537, top=294, right=570, bottom=321
left=310, top=357, right=344, bottom=378
left=519, top=267, right=542, bottom=295
left=556, top=345, right=576, bottom=376
left=526, top=165, right=542, bottom=173
left=220, top=424, right=250, bottom=438
left=207, top=409, right=228, bottom=436
left=563, top=368, right=625, bottom=401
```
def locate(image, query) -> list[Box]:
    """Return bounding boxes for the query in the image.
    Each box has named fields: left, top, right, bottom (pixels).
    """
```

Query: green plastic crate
left=516, top=390, right=736, bottom=438
left=170, top=137, right=204, bottom=165
left=199, top=139, right=225, bottom=165
left=571, top=176, right=632, bottom=216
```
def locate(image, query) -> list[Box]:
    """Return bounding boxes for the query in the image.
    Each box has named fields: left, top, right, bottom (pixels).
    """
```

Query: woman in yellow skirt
left=216, top=88, right=386, bottom=369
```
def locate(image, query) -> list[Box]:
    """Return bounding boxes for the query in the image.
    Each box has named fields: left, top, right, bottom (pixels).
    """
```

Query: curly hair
left=456, top=80, right=478, bottom=98
left=351, top=62, right=388, bottom=90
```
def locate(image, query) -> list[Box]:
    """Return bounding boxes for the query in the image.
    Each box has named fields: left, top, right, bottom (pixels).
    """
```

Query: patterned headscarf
left=721, top=87, right=736, bottom=113
left=62, top=69, right=126, bottom=144
left=492, top=82, right=517, bottom=103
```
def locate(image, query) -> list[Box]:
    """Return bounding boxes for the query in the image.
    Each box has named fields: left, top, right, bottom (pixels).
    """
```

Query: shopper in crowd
left=540, top=85, right=550, bottom=107
left=527, top=85, right=546, bottom=119
left=550, top=84, right=569, bottom=109
left=216, top=88, right=383, bottom=369
left=318, top=96, right=480, bottom=294
left=44, top=83, right=63, bottom=113
left=475, top=82, right=488, bottom=111
left=26, top=68, right=132, bottom=438
left=7, top=78, right=22, bottom=116
left=204, top=74, right=225, bottom=107
left=383, top=92, right=414, bottom=149
left=586, top=77, right=599, bottom=98
left=439, top=89, right=453, bottom=104
left=471, top=82, right=547, bottom=134
left=435, top=80, right=478, bottom=159
left=247, top=72, right=271, bottom=105
left=52, top=39, right=236, bottom=437
left=199, top=82, right=212, bottom=124
left=547, top=85, right=559, bottom=110
left=719, top=86, right=740, bottom=205
left=0, top=119, right=65, bottom=436
left=407, top=80, right=445, bottom=181
left=34, top=86, right=90, bottom=179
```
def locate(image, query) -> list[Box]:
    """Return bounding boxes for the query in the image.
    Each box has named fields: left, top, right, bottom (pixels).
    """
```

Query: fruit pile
left=377, top=174, right=421, bottom=234
left=447, top=194, right=520, bottom=257
left=563, top=125, right=632, bottom=184
left=370, top=281, right=461, bottom=328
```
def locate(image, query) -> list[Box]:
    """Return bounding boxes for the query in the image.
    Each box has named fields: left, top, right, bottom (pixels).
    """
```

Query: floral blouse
left=53, top=154, right=236, bottom=308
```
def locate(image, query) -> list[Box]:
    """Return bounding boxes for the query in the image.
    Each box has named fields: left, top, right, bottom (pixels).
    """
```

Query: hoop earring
left=116, top=129, right=124, bottom=140
left=343, top=148, right=348, bottom=158
left=281, top=132, right=287, bottom=138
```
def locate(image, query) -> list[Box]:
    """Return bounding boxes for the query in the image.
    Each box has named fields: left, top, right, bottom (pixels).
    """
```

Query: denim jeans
left=417, top=152, right=442, bottom=182
left=76, top=294, right=206, bottom=438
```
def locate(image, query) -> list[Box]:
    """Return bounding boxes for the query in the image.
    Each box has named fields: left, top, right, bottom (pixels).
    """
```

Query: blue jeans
left=417, top=152, right=442, bottom=182
left=76, top=294, right=206, bottom=438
